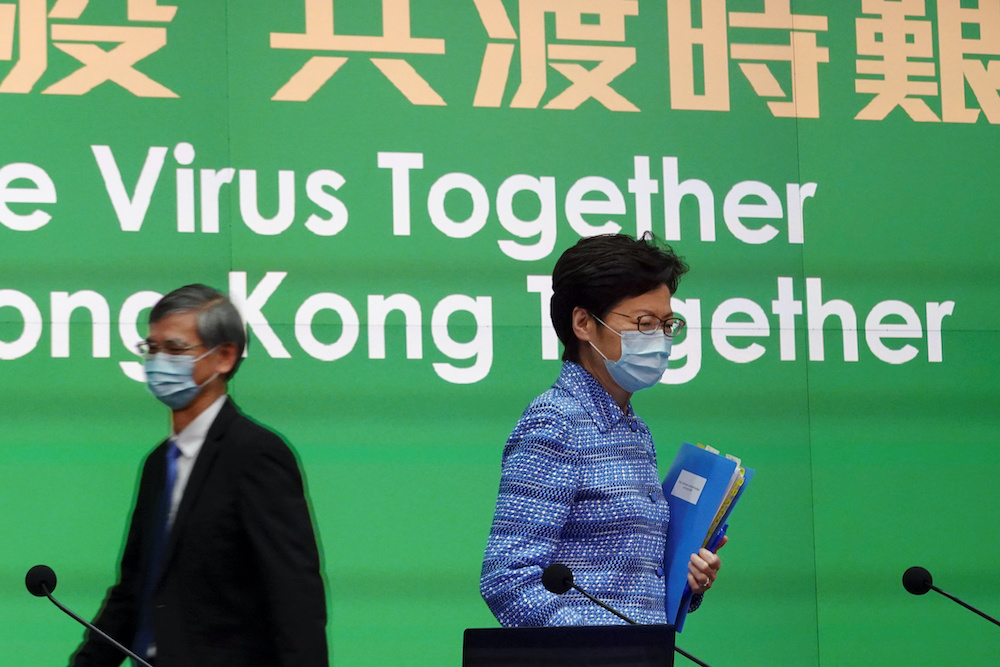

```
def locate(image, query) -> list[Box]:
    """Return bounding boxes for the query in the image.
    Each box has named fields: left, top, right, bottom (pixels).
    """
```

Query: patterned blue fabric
left=480, top=361, right=671, bottom=626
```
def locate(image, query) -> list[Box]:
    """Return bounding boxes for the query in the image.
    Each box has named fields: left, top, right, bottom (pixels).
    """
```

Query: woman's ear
left=571, top=307, right=595, bottom=344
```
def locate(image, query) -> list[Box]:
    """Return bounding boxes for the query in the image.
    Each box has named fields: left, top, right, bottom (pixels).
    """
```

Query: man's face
left=146, top=311, right=226, bottom=387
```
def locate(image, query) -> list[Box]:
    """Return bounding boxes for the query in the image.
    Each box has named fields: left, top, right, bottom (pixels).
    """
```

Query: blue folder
left=661, top=443, right=754, bottom=631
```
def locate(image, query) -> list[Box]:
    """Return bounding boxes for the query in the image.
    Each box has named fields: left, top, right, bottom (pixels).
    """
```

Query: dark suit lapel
left=142, top=440, right=170, bottom=560
left=159, top=397, right=239, bottom=578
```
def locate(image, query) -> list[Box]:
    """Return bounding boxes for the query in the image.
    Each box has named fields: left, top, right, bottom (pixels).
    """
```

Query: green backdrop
left=2, top=1, right=998, bottom=665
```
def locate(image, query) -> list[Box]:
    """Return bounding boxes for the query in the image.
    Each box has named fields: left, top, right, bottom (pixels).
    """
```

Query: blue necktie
left=133, top=441, right=181, bottom=660
left=163, top=442, right=180, bottom=528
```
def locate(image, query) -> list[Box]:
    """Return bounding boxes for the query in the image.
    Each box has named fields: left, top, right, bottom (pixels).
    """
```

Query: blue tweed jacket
left=480, top=361, right=671, bottom=626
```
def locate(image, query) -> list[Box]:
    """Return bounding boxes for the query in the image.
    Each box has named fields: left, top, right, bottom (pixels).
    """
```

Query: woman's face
left=589, top=283, right=675, bottom=362
left=572, top=283, right=675, bottom=404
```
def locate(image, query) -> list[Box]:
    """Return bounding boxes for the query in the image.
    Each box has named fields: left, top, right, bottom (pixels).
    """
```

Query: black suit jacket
left=70, top=399, right=328, bottom=667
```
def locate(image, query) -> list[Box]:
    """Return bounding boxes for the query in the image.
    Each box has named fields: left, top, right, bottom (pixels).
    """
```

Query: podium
left=462, top=625, right=675, bottom=666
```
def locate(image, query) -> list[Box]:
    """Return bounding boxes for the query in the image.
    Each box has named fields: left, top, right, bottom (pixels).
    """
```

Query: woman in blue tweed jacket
left=480, top=233, right=724, bottom=627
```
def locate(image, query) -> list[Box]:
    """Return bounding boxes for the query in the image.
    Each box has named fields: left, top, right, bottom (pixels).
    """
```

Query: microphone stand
left=927, top=583, right=1000, bottom=628
left=40, top=584, right=154, bottom=667
left=674, top=645, right=712, bottom=667
left=903, top=566, right=1000, bottom=629
left=568, top=582, right=711, bottom=667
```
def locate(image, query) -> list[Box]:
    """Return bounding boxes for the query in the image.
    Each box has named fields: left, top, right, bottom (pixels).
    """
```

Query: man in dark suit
left=70, top=284, right=328, bottom=667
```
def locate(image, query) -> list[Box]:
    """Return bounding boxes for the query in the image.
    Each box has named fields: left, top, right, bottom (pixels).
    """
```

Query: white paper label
left=670, top=470, right=707, bottom=505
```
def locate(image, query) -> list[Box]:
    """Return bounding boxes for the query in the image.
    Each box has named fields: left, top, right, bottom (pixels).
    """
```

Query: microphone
left=541, top=563, right=637, bottom=624
left=540, top=562, right=575, bottom=595
left=25, top=564, right=57, bottom=597
left=902, top=566, right=933, bottom=595
left=25, top=565, right=154, bottom=667
left=541, top=563, right=712, bottom=667
left=902, top=566, right=1000, bottom=628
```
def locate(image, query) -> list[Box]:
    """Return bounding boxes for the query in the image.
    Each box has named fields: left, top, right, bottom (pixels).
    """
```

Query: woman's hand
left=687, top=535, right=727, bottom=594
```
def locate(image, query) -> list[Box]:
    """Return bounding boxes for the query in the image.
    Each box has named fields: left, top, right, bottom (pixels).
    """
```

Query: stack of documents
left=661, top=442, right=754, bottom=631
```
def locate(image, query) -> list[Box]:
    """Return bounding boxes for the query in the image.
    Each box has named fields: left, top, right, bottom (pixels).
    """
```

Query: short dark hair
left=550, top=234, right=689, bottom=362
left=149, top=284, right=247, bottom=380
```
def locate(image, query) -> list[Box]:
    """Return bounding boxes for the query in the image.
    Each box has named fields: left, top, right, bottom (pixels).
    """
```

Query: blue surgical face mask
left=144, top=348, right=218, bottom=410
left=589, top=317, right=672, bottom=393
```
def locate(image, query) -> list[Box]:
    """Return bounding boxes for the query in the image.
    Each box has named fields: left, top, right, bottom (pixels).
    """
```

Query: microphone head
left=26, top=565, right=57, bottom=597
left=902, top=566, right=932, bottom=595
left=541, top=563, right=573, bottom=595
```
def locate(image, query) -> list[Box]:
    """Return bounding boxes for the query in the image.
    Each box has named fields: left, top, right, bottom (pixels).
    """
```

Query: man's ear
left=214, top=342, right=239, bottom=376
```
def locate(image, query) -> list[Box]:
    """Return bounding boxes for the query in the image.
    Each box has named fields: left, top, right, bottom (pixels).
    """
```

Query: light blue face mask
left=144, top=348, right=218, bottom=410
left=589, top=317, right=672, bottom=393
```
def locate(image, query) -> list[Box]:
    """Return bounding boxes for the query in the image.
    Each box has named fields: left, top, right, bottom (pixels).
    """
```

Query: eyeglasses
left=136, top=340, right=206, bottom=358
left=609, top=312, right=686, bottom=337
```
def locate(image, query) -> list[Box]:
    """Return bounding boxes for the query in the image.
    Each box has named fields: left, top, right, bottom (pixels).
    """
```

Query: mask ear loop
left=588, top=340, right=610, bottom=362
left=196, top=372, right=220, bottom=389
left=591, top=314, right=624, bottom=338
left=191, top=346, right=218, bottom=363
left=587, top=314, right=622, bottom=362
left=192, top=346, right=221, bottom=389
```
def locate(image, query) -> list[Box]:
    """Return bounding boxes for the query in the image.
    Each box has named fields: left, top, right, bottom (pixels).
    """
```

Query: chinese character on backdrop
left=667, top=0, right=829, bottom=118
left=473, top=0, right=640, bottom=111
left=271, top=0, right=446, bottom=104
left=856, top=0, right=1000, bottom=124
left=937, top=0, right=999, bottom=123
left=0, top=0, right=177, bottom=96
left=855, top=0, right=940, bottom=122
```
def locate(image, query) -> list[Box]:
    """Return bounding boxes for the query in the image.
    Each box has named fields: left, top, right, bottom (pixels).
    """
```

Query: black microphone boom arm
left=25, top=565, right=153, bottom=667
left=903, top=566, right=1000, bottom=629
left=541, top=563, right=713, bottom=667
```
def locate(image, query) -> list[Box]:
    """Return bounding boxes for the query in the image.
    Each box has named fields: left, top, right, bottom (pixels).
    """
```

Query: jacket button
left=655, top=566, right=664, bottom=578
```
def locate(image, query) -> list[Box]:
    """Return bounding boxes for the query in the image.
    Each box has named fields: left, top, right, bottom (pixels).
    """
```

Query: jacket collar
left=555, top=361, right=632, bottom=434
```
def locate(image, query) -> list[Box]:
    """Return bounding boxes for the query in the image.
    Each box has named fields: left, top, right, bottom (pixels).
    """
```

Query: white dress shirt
left=168, top=394, right=227, bottom=528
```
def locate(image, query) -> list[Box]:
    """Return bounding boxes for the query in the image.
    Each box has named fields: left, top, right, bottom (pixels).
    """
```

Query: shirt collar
left=171, top=394, right=227, bottom=458
left=556, top=361, right=632, bottom=433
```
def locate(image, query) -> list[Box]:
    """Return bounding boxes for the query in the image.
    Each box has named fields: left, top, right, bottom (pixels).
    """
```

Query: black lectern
left=463, top=625, right=675, bottom=666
